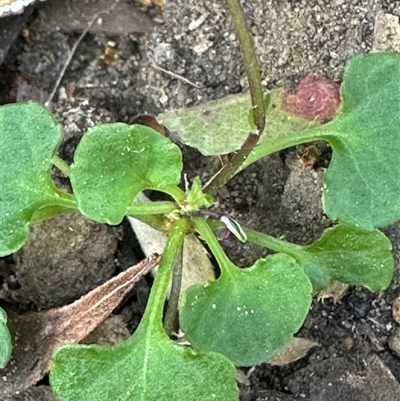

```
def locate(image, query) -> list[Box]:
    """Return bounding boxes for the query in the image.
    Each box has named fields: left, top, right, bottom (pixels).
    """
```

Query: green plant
left=0, top=306, right=12, bottom=369
left=1, top=1, right=399, bottom=400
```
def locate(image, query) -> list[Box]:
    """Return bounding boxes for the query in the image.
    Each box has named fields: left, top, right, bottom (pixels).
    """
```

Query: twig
left=45, top=9, right=112, bottom=107
left=150, top=62, right=202, bottom=88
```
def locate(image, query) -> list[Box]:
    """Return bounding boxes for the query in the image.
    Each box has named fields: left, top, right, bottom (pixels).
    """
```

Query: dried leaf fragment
left=317, top=281, right=349, bottom=303
left=267, top=337, right=319, bottom=366
left=0, top=255, right=160, bottom=397
left=135, top=0, right=163, bottom=6
left=392, top=296, right=400, bottom=323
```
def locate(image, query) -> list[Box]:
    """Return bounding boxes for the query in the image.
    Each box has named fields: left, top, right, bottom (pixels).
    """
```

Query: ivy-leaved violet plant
left=0, top=51, right=398, bottom=400
left=0, top=3, right=399, bottom=400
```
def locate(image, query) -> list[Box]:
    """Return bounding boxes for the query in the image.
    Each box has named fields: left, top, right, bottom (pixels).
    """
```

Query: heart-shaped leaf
left=233, top=54, right=400, bottom=228
left=245, top=222, right=394, bottom=293
left=297, top=223, right=394, bottom=292
left=319, top=53, right=400, bottom=229
left=70, top=123, right=183, bottom=224
left=50, top=327, right=238, bottom=401
left=0, top=101, right=73, bottom=256
left=180, top=253, right=313, bottom=366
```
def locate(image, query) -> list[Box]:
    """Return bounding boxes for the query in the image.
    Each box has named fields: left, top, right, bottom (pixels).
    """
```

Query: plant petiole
left=159, top=185, right=186, bottom=202
left=126, top=201, right=177, bottom=216
left=51, top=154, right=71, bottom=177
left=163, top=249, right=183, bottom=336
left=195, top=208, right=247, bottom=243
left=244, top=227, right=303, bottom=255
left=207, top=219, right=303, bottom=256
left=192, top=216, right=237, bottom=276
left=142, top=218, right=189, bottom=329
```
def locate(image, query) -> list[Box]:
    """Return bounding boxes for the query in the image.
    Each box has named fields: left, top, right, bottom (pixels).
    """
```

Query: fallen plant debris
left=267, top=337, right=320, bottom=366
left=0, top=254, right=160, bottom=396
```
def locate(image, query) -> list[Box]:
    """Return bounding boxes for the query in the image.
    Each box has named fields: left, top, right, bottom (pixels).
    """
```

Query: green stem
left=31, top=205, right=74, bottom=224
left=192, top=217, right=236, bottom=276
left=207, top=219, right=303, bottom=257
left=143, top=218, right=189, bottom=329
left=53, top=189, right=77, bottom=208
left=31, top=190, right=78, bottom=224
left=203, top=133, right=259, bottom=196
left=128, top=214, right=169, bottom=234
left=51, top=155, right=71, bottom=177
left=226, top=0, right=265, bottom=133
left=238, top=126, right=329, bottom=173
left=244, top=227, right=303, bottom=255
left=203, top=0, right=266, bottom=195
left=163, top=249, right=183, bottom=336
left=160, top=185, right=186, bottom=202
left=126, top=201, right=177, bottom=216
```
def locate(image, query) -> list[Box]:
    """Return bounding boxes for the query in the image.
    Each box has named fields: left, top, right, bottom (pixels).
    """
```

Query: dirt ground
left=1, top=0, right=400, bottom=400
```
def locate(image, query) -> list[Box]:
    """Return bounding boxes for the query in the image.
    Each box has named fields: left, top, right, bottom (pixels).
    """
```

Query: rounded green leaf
left=70, top=123, right=182, bottom=224
left=180, top=253, right=313, bottom=366
left=159, top=90, right=316, bottom=156
left=298, top=223, right=394, bottom=292
left=320, top=53, right=400, bottom=229
left=234, top=54, right=400, bottom=229
left=0, top=101, right=66, bottom=256
left=0, top=307, right=12, bottom=368
left=50, top=329, right=238, bottom=401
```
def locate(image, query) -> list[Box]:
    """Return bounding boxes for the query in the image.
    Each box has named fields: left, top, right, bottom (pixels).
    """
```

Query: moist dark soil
left=1, top=1, right=400, bottom=400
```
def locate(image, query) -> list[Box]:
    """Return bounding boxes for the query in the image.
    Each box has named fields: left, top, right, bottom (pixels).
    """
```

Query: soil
left=1, top=0, right=400, bottom=400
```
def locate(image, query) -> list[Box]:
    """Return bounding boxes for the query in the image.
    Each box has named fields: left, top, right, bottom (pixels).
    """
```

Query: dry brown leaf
left=317, top=280, right=349, bottom=303
left=135, top=0, right=163, bottom=6
left=392, top=296, right=400, bottom=324
left=267, top=337, right=319, bottom=366
left=0, top=254, right=160, bottom=397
